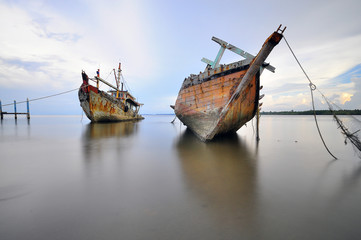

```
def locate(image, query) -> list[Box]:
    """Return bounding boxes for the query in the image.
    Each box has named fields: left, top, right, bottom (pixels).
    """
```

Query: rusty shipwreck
left=79, top=63, right=144, bottom=122
left=172, top=25, right=286, bottom=141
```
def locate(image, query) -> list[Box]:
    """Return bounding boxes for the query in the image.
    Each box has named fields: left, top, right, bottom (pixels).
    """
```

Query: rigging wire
left=120, top=74, right=132, bottom=94
left=283, top=35, right=338, bottom=160
left=104, top=70, right=113, bottom=81
left=103, top=69, right=114, bottom=90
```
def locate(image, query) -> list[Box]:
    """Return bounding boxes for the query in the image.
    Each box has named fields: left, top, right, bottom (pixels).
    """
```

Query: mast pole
left=118, top=63, right=123, bottom=91
left=113, top=69, right=118, bottom=88
left=113, top=68, right=119, bottom=98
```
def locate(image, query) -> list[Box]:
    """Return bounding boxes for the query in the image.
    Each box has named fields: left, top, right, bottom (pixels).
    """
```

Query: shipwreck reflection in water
left=82, top=121, right=140, bottom=166
left=175, top=129, right=259, bottom=238
left=84, top=121, right=139, bottom=140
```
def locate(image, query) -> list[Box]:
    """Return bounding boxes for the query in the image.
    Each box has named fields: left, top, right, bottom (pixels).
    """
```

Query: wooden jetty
left=0, top=99, right=30, bottom=120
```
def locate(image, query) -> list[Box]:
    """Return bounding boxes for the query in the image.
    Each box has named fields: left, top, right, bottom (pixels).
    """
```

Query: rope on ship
left=0, top=86, right=85, bottom=120
left=283, top=35, right=361, bottom=159
left=1, top=87, right=81, bottom=107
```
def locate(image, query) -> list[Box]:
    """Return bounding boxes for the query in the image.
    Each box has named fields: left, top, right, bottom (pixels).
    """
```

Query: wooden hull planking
left=174, top=27, right=284, bottom=141
left=175, top=68, right=259, bottom=141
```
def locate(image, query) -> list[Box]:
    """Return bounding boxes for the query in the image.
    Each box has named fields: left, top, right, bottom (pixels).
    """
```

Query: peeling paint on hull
left=174, top=29, right=284, bottom=141
left=79, top=86, right=144, bottom=122
left=175, top=68, right=259, bottom=141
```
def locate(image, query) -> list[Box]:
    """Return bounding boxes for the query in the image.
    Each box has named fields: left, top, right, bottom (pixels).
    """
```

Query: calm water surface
left=1, top=115, right=361, bottom=240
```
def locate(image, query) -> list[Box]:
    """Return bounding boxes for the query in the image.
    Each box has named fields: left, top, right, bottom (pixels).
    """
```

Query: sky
left=0, top=0, right=361, bottom=115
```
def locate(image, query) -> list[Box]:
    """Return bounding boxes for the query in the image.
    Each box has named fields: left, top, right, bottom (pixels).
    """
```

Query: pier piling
left=27, top=98, right=30, bottom=119
left=0, top=100, right=2, bottom=120
left=14, top=100, right=17, bottom=119
left=0, top=99, right=31, bottom=120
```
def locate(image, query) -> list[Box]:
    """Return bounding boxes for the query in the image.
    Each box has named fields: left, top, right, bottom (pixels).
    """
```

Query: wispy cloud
left=262, top=62, right=361, bottom=111
left=0, top=58, right=49, bottom=72
left=0, top=0, right=360, bottom=114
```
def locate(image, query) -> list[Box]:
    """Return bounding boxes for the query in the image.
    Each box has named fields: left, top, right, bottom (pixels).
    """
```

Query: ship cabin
left=108, top=90, right=143, bottom=113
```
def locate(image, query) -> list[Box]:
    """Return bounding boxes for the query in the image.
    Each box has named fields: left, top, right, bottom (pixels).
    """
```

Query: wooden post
left=0, top=100, right=3, bottom=120
left=27, top=98, right=30, bottom=119
left=14, top=100, right=17, bottom=119
left=256, top=107, right=260, bottom=141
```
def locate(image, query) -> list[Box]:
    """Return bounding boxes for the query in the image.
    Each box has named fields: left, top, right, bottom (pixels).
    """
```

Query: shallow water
left=1, top=115, right=361, bottom=240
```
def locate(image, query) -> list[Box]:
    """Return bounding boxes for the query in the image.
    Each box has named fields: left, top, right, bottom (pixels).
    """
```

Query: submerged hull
left=174, top=28, right=284, bottom=141
left=79, top=85, right=144, bottom=122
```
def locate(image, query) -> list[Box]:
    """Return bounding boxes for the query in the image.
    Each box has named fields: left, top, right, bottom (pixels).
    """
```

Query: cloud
left=319, top=64, right=361, bottom=110
left=259, top=22, right=361, bottom=111
left=0, top=58, right=49, bottom=72
left=72, top=0, right=162, bottom=80
left=0, top=3, right=86, bottom=90
left=262, top=63, right=361, bottom=111
left=0, top=0, right=361, bottom=114
left=344, top=74, right=361, bottom=109
left=0, top=1, right=161, bottom=91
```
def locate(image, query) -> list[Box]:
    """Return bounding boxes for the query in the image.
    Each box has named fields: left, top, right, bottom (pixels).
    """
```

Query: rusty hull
left=79, top=86, right=144, bottom=122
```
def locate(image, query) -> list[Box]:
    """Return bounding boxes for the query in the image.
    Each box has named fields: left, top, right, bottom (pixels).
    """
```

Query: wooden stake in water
left=0, top=100, right=3, bottom=120
left=27, top=98, right=30, bottom=119
left=14, top=100, right=17, bottom=120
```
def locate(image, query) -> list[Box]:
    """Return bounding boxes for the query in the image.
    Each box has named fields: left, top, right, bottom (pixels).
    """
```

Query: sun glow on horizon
left=340, top=92, right=353, bottom=104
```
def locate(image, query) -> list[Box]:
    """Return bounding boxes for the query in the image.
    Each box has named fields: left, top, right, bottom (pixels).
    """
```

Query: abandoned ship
left=172, top=25, right=286, bottom=141
left=79, top=63, right=144, bottom=122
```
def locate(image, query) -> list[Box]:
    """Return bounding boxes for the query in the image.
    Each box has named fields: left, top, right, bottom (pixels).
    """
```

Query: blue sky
left=0, top=0, right=361, bottom=114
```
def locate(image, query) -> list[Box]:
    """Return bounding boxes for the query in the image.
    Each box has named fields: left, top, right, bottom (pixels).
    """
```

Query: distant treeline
left=261, top=109, right=361, bottom=115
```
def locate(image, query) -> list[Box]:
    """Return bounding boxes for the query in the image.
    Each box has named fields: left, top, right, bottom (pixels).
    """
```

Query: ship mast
left=113, top=63, right=122, bottom=98
left=118, top=63, right=122, bottom=91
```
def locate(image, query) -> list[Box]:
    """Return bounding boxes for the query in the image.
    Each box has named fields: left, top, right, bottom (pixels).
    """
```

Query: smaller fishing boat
left=79, top=63, right=144, bottom=122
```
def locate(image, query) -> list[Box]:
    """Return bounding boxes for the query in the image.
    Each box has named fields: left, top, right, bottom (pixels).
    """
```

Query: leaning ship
left=172, top=26, right=286, bottom=141
left=79, top=63, right=144, bottom=122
